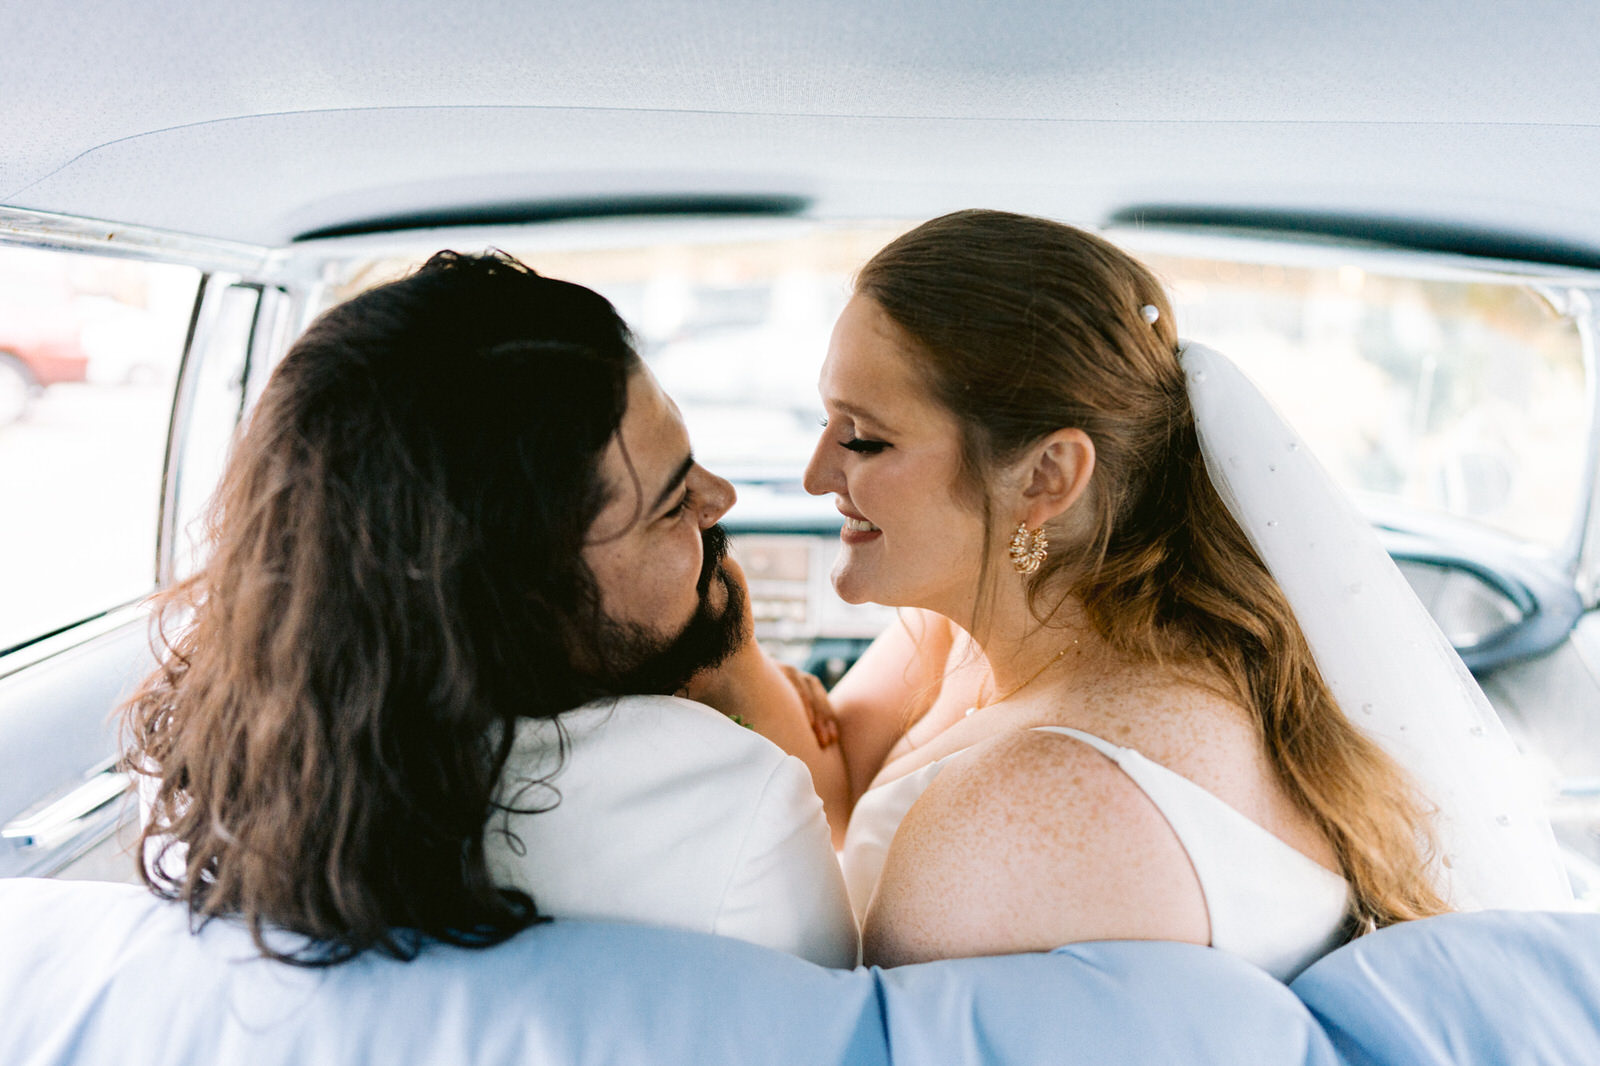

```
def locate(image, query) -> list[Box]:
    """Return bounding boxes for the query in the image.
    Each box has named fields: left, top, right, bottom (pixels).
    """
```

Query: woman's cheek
left=851, top=464, right=894, bottom=520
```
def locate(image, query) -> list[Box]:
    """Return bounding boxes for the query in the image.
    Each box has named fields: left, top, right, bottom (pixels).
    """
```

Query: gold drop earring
left=1008, top=522, right=1048, bottom=575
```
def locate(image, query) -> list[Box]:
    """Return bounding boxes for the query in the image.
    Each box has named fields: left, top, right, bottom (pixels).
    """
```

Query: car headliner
left=2, top=1, right=1599, bottom=256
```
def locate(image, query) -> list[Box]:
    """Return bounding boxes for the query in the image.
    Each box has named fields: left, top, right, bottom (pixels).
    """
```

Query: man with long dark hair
left=122, top=252, right=857, bottom=968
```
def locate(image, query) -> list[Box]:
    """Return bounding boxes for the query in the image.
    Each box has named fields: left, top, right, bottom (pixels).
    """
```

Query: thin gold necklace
left=968, top=639, right=1076, bottom=715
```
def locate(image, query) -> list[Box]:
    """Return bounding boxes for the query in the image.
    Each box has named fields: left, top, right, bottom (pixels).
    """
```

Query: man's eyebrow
left=650, top=454, right=695, bottom=514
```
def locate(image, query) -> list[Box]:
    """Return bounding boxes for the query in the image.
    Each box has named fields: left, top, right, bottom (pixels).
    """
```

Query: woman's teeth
left=845, top=518, right=880, bottom=532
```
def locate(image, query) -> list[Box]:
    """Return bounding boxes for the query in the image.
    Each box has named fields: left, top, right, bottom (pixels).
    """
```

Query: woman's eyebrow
left=829, top=400, right=895, bottom=432
left=650, top=454, right=695, bottom=513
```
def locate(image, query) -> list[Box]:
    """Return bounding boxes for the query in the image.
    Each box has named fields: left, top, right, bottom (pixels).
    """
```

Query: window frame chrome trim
left=157, top=279, right=266, bottom=585
left=1573, top=295, right=1600, bottom=606
left=0, top=206, right=269, bottom=275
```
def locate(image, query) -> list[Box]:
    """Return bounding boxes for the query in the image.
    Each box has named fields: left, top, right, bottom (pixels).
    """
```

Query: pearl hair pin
left=1140, top=304, right=1160, bottom=324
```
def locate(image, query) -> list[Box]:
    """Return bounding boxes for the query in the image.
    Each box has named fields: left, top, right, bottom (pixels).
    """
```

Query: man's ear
left=1017, top=429, right=1095, bottom=526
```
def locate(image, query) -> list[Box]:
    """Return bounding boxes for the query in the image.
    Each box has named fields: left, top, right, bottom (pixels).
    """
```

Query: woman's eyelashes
left=819, top=417, right=890, bottom=455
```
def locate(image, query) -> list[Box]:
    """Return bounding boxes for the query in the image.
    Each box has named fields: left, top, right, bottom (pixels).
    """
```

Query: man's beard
left=589, top=524, right=747, bottom=697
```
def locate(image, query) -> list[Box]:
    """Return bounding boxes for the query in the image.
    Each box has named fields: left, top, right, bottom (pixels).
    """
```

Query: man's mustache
left=697, top=524, right=730, bottom=596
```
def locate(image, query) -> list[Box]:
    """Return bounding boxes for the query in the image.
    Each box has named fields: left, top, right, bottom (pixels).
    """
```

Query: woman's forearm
left=825, top=609, right=957, bottom=802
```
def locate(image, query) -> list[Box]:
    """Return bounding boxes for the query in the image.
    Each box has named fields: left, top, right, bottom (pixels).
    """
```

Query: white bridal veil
left=1181, top=341, right=1571, bottom=911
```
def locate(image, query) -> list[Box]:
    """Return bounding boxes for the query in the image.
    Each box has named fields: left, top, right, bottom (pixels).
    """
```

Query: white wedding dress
left=841, top=724, right=1351, bottom=982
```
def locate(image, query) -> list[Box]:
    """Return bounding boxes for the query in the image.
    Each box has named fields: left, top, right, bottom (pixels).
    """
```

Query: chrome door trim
left=2, top=761, right=131, bottom=850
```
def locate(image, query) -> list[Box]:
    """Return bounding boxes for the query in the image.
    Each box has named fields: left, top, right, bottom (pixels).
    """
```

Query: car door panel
left=0, top=611, right=155, bottom=878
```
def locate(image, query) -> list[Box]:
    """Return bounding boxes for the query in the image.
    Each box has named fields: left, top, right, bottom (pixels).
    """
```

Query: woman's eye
left=819, top=413, right=888, bottom=453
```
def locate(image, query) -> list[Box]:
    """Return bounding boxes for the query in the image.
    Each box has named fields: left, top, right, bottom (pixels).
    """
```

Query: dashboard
left=728, top=493, right=1577, bottom=682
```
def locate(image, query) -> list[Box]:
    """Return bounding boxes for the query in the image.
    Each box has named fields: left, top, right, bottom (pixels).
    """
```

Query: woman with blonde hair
left=803, top=210, right=1569, bottom=978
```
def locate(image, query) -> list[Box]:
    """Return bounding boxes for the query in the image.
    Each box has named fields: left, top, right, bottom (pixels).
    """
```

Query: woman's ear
left=1017, top=429, right=1095, bottom=526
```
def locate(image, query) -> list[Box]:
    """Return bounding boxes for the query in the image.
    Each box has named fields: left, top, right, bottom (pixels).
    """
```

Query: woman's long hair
left=856, top=210, right=1448, bottom=931
left=121, top=251, right=638, bottom=964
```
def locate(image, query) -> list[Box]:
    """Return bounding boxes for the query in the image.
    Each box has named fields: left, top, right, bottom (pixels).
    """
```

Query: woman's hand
left=778, top=662, right=840, bottom=749
left=681, top=554, right=836, bottom=750
left=820, top=608, right=965, bottom=803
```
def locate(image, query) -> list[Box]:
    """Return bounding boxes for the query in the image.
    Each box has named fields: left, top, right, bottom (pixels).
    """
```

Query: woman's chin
left=830, top=577, right=869, bottom=605
left=830, top=566, right=909, bottom=609
left=829, top=563, right=878, bottom=606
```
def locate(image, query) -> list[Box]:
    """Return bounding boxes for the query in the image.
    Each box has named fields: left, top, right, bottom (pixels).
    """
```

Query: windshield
left=315, top=223, right=1591, bottom=550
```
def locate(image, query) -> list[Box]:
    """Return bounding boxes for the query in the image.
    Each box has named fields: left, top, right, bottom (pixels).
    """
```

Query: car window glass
left=316, top=225, right=1589, bottom=554
left=1141, top=255, right=1588, bottom=549
left=317, top=225, right=908, bottom=481
left=170, top=283, right=259, bottom=578
left=0, top=245, right=200, bottom=653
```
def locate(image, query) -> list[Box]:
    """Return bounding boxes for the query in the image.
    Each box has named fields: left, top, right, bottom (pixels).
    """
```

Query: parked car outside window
left=0, top=245, right=198, bottom=654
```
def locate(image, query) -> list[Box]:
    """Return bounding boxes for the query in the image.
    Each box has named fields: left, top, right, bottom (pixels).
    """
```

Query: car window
left=316, top=224, right=908, bottom=481
left=0, top=245, right=200, bottom=653
left=169, top=282, right=260, bottom=577
left=315, top=224, right=1591, bottom=559
left=1138, top=253, right=1589, bottom=551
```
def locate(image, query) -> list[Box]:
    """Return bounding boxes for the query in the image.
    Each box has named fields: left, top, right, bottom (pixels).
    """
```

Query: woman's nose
left=695, top=466, right=736, bottom=527
left=802, top=432, right=841, bottom=497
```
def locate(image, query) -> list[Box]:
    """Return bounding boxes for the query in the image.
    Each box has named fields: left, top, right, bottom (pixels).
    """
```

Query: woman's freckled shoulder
left=1068, top=675, right=1260, bottom=786
left=910, top=728, right=1153, bottom=844
left=866, top=725, right=1211, bottom=965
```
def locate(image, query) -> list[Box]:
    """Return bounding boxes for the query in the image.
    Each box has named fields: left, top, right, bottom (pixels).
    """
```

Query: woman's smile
left=841, top=515, right=882, bottom=542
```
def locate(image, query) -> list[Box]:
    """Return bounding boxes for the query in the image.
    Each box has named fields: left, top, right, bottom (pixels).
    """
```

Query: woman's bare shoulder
left=1063, top=672, right=1264, bottom=795
left=861, top=728, right=1209, bottom=967
left=1067, top=675, right=1336, bottom=864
